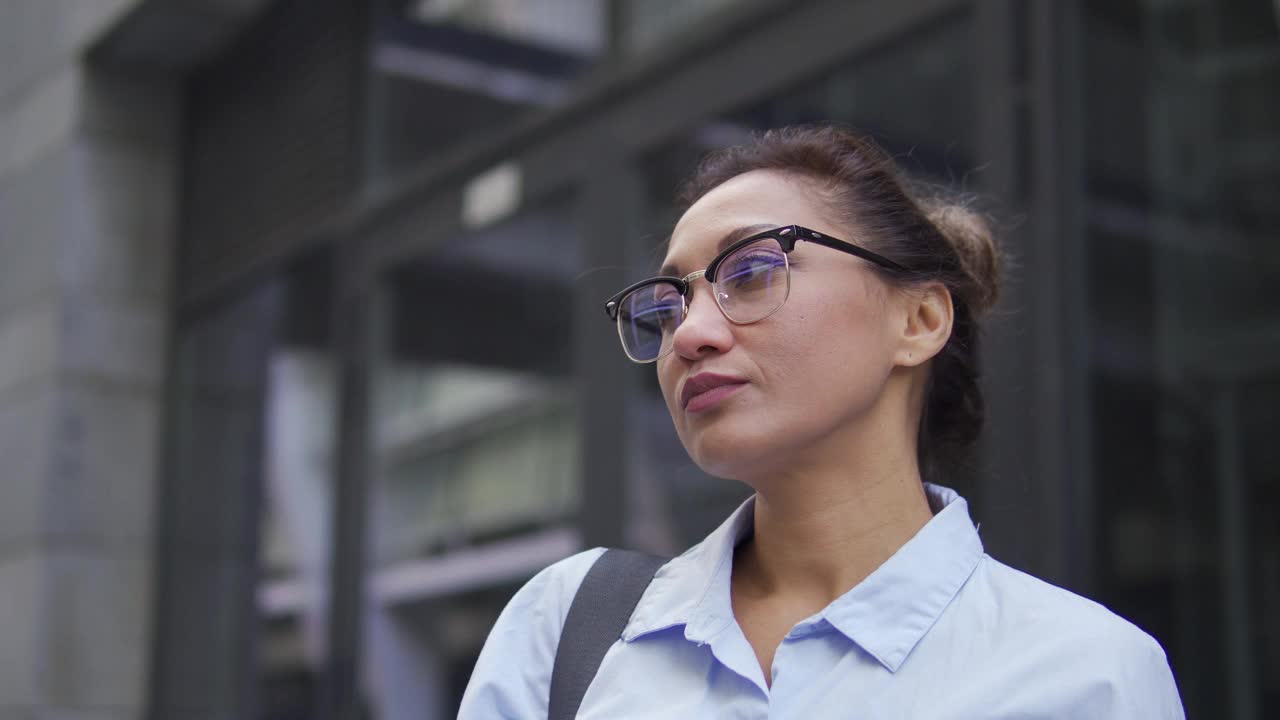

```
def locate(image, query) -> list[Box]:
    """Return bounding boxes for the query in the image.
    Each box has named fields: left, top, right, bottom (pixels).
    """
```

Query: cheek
left=759, top=288, right=892, bottom=403
left=656, top=359, right=681, bottom=411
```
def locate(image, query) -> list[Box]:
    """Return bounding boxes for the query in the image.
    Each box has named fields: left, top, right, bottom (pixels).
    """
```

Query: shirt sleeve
left=457, top=547, right=607, bottom=720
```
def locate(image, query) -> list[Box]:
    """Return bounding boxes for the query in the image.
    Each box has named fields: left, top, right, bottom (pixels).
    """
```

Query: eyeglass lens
left=616, top=237, right=789, bottom=362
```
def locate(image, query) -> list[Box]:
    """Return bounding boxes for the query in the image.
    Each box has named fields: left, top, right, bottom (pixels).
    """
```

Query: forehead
left=664, top=170, right=833, bottom=271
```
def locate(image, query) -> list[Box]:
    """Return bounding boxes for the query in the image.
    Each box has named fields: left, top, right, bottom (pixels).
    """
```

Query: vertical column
left=1039, top=0, right=1095, bottom=598
left=1213, top=386, right=1259, bottom=720
left=574, top=147, right=642, bottom=549
left=973, top=0, right=1093, bottom=590
left=150, top=281, right=281, bottom=720
left=0, top=2, right=176, bottom=718
left=972, top=0, right=1042, bottom=572
left=321, top=242, right=376, bottom=720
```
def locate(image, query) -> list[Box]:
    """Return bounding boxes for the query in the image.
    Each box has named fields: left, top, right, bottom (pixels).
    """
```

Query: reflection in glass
left=366, top=0, right=604, bottom=182
left=616, top=0, right=745, bottom=55
left=361, top=200, right=582, bottom=718
left=255, top=252, right=337, bottom=720
left=376, top=364, right=578, bottom=560
left=164, top=251, right=338, bottom=720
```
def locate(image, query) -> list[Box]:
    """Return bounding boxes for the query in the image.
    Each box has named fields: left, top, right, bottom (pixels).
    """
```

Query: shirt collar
left=621, top=483, right=984, bottom=673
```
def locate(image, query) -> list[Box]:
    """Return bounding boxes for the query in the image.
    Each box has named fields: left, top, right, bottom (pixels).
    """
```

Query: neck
left=740, top=471, right=933, bottom=603
left=733, top=381, right=936, bottom=606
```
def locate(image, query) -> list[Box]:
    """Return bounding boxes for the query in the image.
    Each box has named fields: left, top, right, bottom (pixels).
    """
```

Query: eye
left=624, top=285, right=683, bottom=333
left=646, top=300, right=682, bottom=331
left=720, top=250, right=786, bottom=290
left=652, top=285, right=681, bottom=304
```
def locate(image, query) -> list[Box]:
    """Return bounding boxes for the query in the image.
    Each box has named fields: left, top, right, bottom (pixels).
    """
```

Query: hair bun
left=918, top=198, right=1003, bottom=316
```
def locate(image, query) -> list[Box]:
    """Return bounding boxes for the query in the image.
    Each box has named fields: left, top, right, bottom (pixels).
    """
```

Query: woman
left=458, top=126, right=1185, bottom=718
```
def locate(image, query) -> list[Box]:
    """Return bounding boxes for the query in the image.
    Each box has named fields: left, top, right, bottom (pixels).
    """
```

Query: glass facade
left=615, top=0, right=747, bottom=55
left=153, top=1, right=1278, bottom=719
left=365, top=0, right=606, bottom=183
left=158, top=251, right=336, bottom=720
left=358, top=198, right=583, bottom=716
left=256, top=253, right=337, bottom=720
left=1083, top=0, right=1280, bottom=714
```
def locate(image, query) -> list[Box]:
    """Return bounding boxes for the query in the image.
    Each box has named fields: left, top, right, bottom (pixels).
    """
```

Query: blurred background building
left=0, top=0, right=1277, bottom=718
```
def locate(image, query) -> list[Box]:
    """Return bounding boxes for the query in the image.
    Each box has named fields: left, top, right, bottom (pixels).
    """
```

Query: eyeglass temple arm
left=792, top=228, right=909, bottom=273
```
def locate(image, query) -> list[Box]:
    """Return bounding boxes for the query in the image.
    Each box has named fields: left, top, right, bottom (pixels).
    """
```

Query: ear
left=894, top=282, right=953, bottom=368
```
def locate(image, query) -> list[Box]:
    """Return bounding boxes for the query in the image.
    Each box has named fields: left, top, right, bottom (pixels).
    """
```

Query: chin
left=680, top=414, right=781, bottom=481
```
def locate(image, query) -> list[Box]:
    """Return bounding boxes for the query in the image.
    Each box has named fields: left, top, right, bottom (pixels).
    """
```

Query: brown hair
left=676, top=125, right=1004, bottom=486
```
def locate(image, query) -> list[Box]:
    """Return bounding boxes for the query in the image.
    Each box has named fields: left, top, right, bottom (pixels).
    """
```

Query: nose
left=670, top=281, right=734, bottom=360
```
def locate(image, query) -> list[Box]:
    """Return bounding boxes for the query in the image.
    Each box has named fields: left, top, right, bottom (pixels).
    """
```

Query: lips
left=680, top=372, right=749, bottom=410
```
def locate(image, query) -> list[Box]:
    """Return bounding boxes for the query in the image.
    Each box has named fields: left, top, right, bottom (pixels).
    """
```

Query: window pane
left=256, top=253, right=337, bottom=720
left=366, top=0, right=606, bottom=183
left=362, top=199, right=582, bottom=717
left=161, top=251, right=337, bottom=720
left=615, top=0, right=747, bottom=55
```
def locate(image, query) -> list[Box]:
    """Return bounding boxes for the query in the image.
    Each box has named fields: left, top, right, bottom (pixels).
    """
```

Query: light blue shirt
left=459, top=483, right=1185, bottom=718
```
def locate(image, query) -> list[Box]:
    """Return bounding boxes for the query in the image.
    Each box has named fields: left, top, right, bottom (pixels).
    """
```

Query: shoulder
left=962, top=555, right=1185, bottom=717
left=475, top=546, right=607, bottom=656
left=457, top=547, right=606, bottom=719
left=502, top=546, right=609, bottom=629
left=975, top=555, right=1153, bottom=645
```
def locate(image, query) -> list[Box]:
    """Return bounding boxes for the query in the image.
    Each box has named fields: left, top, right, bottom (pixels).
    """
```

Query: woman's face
left=657, top=169, right=907, bottom=481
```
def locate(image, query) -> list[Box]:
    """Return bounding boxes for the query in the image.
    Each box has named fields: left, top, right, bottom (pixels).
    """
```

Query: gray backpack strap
left=548, top=549, right=668, bottom=720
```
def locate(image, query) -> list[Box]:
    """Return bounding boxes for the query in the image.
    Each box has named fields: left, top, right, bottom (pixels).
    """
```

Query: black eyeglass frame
left=603, top=224, right=909, bottom=322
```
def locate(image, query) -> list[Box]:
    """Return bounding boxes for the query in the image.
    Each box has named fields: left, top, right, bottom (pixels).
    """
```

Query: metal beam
left=90, top=0, right=274, bottom=72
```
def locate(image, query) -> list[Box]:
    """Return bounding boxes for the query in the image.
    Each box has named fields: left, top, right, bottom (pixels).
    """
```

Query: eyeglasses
left=604, top=225, right=909, bottom=363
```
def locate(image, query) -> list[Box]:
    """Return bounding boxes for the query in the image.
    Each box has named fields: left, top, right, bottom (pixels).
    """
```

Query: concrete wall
left=0, top=1, right=177, bottom=718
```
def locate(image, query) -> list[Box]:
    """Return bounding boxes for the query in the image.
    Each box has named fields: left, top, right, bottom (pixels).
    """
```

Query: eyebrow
left=659, top=223, right=777, bottom=277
